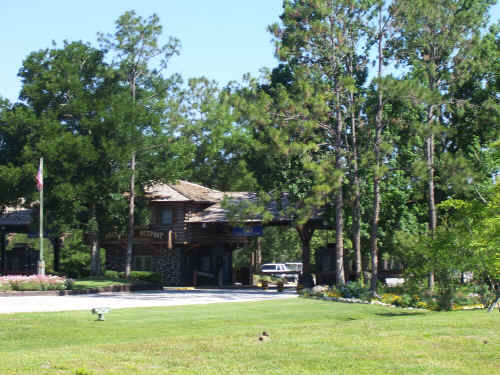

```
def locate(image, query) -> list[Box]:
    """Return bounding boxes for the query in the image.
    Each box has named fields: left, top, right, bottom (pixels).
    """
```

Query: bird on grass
left=258, top=331, right=270, bottom=342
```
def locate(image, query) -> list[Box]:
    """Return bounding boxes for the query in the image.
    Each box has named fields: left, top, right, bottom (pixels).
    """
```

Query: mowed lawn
left=0, top=298, right=498, bottom=375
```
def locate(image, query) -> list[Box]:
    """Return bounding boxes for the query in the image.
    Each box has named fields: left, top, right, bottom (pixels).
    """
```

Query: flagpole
left=38, top=157, right=45, bottom=275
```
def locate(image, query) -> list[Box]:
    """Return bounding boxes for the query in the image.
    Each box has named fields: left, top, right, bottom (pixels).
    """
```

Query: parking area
left=0, top=288, right=297, bottom=314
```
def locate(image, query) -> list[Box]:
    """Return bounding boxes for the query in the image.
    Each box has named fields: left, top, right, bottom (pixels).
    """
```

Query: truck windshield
left=261, top=265, right=277, bottom=271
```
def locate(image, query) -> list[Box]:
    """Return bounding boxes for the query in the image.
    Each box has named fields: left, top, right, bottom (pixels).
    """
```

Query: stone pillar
left=160, top=246, right=182, bottom=286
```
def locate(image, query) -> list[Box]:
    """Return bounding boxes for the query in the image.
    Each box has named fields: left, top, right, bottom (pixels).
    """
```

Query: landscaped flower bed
left=299, top=281, right=489, bottom=311
left=0, top=275, right=70, bottom=291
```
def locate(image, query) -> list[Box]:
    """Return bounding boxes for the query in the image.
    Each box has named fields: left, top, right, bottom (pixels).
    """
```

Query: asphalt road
left=0, top=289, right=297, bottom=314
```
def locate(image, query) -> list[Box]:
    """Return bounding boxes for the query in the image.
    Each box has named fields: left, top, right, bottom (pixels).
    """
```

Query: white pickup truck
left=260, top=263, right=298, bottom=282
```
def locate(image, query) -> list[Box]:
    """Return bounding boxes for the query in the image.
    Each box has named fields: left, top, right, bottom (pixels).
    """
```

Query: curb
left=0, top=283, right=163, bottom=297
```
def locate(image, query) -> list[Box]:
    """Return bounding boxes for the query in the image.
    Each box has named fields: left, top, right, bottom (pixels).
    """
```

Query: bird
left=258, top=331, right=270, bottom=341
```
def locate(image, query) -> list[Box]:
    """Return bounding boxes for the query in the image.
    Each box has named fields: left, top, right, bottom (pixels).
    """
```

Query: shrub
left=59, top=230, right=98, bottom=278
left=16, top=281, right=43, bottom=291
left=0, top=281, right=12, bottom=291
left=118, top=271, right=162, bottom=284
left=339, top=281, right=371, bottom=300
left=398, top=294, right=414, bottom=308
left=259, top=275, right=272, bottom=282
left=65, top=278, right=75, bottom=290
left=473, top=284, right=495, bottom=307
left=103, top=270, right=119, bottom=280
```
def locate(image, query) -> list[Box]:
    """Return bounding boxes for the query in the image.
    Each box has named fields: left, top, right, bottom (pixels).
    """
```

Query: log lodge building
left=1, top=181, right=321, bottom=286
left=104, top=181, right=263, bottom=286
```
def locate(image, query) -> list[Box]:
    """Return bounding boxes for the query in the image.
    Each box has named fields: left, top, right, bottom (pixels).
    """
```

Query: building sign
left=232, top=226, right=263, bottom=237
left=138, top=230, right=165, bottom=240
left=105, top=230, right=165, bottom=240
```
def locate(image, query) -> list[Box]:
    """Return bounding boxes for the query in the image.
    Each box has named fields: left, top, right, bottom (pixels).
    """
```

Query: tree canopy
left=0, top=4, right=498, bottom=306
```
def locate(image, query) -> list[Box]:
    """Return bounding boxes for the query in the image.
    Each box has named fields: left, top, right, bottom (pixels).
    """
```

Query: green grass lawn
left=0, top=298, right=498, bottom=375
left=70, top=277, right=135, bottom=290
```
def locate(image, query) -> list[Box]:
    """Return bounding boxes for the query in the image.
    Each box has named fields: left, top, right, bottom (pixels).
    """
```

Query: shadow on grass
left=344, top=317, right=358, bottom=321
left=375, top=311, right=427, bottom=317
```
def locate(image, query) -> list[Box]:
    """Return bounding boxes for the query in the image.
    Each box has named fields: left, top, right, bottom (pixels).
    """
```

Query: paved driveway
left=0, top=289, right=297, bottom=314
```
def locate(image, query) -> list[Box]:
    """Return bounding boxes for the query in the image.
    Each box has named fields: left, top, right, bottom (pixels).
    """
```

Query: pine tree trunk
left=350, top=94, right=362, bottom=282
left=370, top=117, right=381, bottom=295
left=353, top=180, right=361, bottom=281
left=345, top=6, right=362, bottom=283
left=370, top=17, right=384, bottom=296
left=370, top=159, right=381, bottom=295
left=335, top=91, right=345, bottom=286
left=297, top=224, right=314, bottom=288
left=90, top=235, right=101, bottom=276
left=125, top=150, right=136, bottom=278
left=89, top=205, right=101, bottom=276
left=426, top=105, right=437, bottom=289
left=125, top=74, right=138, bottom=279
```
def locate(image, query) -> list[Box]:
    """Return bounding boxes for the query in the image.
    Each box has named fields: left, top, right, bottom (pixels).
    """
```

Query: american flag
left=35, top=158, right=43, bottom=191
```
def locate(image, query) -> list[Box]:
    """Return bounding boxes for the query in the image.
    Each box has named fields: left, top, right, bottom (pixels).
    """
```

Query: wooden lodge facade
left=104, top=181, right=262, bottom=286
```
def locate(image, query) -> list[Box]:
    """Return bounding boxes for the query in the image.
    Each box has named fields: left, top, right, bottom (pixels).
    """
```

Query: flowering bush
left=325, top=288, right=342, bottom=298
left=381, top=293, right=400, bottom=305
left=381, top=292, right=431, bottom=308
left=0, top=275, right=69, bottom=291
left=339, top=281, right=372, bottom=300
left=301, top=282, right=488, bottom=311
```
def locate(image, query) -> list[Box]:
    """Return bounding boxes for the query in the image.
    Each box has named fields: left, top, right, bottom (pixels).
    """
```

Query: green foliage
left=472, top=283, right=496, bottom=308
left=259, top=275, right=272, bottom=282
left=117, top=271, right=162, bottom=284
left=339, top=281, right=372, bottom=300
left=1, top=2, right=499, bottom=290
left=103, top=270, right=119, bottom=280
left=261, top=227, right=302, bottom=264
left=178, top=78, right=259, bottom=191
left=59, top=231, right=91, bottom=279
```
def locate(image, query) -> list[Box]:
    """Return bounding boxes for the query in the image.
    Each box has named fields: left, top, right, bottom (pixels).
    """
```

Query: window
left=261, top=265, right=278, bottom=271
left=160, top=208, right=173, bottom=225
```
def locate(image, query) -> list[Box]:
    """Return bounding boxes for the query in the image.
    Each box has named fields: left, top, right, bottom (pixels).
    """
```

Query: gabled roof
left=144, top=183, right=190, bottom=202
left=144, top=180, right=223, bottom=203
left=170, top=181, right=223, bottom=202
left=146, top=181, right=325, bottom=225
left=188, top=192, right=258, bottom=223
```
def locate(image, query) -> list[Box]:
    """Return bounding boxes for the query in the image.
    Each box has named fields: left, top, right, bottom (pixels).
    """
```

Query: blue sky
left=1, top=1, right=499, bottom=103
left=1, top=0, right=282, bottom=102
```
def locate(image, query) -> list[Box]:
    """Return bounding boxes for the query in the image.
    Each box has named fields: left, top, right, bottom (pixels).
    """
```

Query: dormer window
left=160, top=208, right=173, bottom=225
